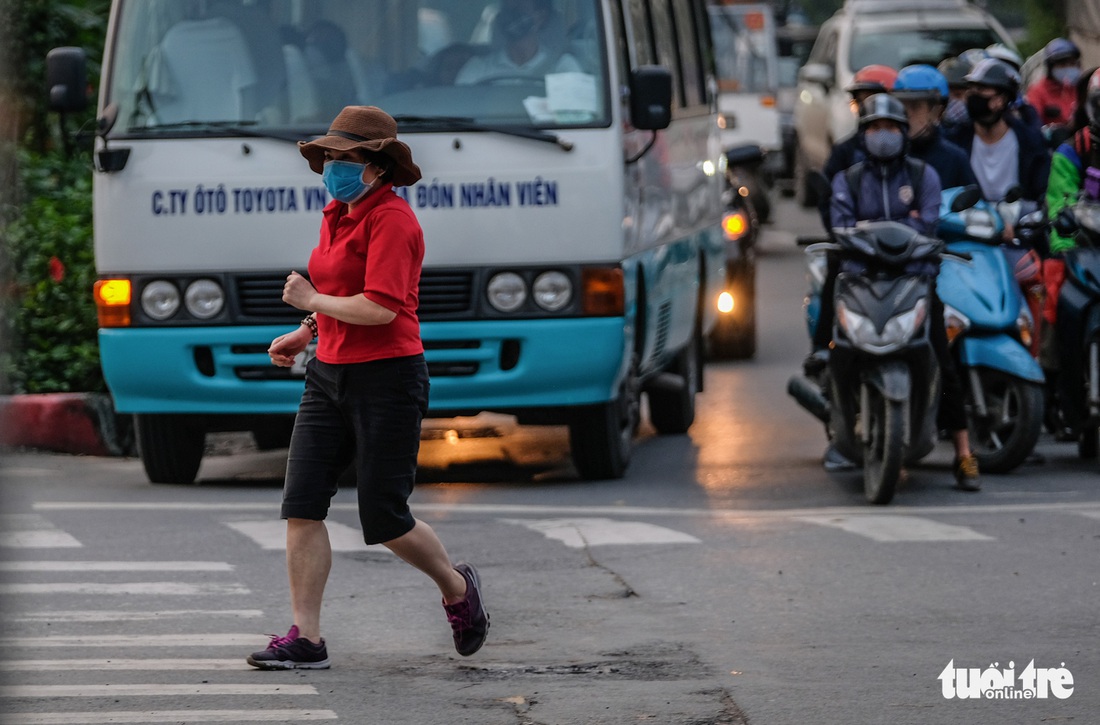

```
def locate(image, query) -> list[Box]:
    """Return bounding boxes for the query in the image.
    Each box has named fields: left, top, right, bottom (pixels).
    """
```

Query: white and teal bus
left=49, top=0, right=729, bottom=483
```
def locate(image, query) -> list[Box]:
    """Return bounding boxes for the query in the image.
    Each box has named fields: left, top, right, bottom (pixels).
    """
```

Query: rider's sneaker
left=822, top=443, right=857, bottom=472
left=954, top=455, right=981, bottom=492
left=246, top=625, right=330, bottom=670
left=443, top=563, right=489, bottom=656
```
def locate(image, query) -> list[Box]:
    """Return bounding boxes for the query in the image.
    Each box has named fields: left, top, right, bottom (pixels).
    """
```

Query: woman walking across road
left=247, top=105, right=489, bottom=669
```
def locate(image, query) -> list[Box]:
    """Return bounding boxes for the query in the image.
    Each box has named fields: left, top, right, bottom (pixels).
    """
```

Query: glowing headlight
left=838, top=298, right=927, bottom=354
left=185, top=279, right=225, bottom=319
left=487, top=272, right=527, bottom=312
left=141, top=280, right=180, bottom=320
left=943, top=303, right=972, bottom=344
left=532, top=271, right=572, bottom=312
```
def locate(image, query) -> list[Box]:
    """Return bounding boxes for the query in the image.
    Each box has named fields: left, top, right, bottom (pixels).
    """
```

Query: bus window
left=648, top=1, right=684, bottom=109
left=107, top=0, right=612, bottom=134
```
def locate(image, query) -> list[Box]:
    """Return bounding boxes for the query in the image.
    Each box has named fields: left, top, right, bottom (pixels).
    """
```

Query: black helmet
left=964, top=58, right=1021, bottom=97
left=1044, top=38, right=1081, bottom=68
left=937, top=57, right=970, bottom=89
left=858, top=93, right=908, bottom=129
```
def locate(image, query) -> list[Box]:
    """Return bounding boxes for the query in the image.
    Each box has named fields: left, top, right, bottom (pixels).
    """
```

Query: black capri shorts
left=281, top=354, right=429, bottom=545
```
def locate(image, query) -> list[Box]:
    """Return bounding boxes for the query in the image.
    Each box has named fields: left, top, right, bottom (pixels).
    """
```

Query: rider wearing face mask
left=808, top=95, right=981, bottom=489
left=1027, top=38, right=1083, bottom=129
left=948, top=58, right=1050, bottom=203
left=892, top=64, right=978, bottom=190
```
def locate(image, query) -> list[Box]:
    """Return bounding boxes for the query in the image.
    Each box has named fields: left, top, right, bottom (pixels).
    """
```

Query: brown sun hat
left=298, top=106, right=422, bottom=187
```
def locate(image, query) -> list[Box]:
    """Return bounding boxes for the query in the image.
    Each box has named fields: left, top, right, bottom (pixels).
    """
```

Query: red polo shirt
left=308, top=183, right=425, bottom=364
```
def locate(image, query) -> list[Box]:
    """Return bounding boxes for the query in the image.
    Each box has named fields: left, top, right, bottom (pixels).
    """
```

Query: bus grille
left=232, top=271, right=475, bottom=321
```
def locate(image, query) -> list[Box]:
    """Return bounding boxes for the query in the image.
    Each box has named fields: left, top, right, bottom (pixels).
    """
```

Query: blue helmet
left=1043, top=38, right=1081, bottom=68
left=893, top=64, right=949, bottom=102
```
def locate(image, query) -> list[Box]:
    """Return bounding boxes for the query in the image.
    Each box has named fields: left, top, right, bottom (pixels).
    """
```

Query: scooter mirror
left=950, top=186, right=983, bottom=213
left=1052, top=207, right=1079, bottom=237
left=807, top=171, right=832, bottom=204
left=1003, top=185, right=1024, bottom=204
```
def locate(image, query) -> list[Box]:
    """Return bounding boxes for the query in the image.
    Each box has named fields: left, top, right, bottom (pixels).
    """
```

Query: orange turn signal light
left=94, top=278, right=132, bottom=327
left=581, top=267, right=625, bottom=316
left=723, top=211, right=748, bottom=241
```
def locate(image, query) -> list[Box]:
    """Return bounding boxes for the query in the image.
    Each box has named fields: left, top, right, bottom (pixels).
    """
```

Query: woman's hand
left=283, top=271, right=318, bottom=311
left=268, top=324, right=314, bottom=367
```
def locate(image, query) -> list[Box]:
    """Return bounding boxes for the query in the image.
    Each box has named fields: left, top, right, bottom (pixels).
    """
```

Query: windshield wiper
left=392, top=115, right=574, bottom=152
left=126, top=120, right=308, bottom=143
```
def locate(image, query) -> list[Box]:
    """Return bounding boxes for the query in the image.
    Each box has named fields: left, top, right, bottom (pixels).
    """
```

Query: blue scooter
left=935, top=186, right=1045, bottom=473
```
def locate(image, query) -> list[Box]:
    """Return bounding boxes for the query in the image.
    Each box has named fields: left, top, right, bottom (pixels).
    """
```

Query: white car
left=791, top=0, right=1014, bottom=206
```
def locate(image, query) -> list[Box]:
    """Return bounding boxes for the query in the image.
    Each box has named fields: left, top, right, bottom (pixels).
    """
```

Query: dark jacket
left=946, top=113, right=1051, bottom=202
left=908, top=127, right=978, bottom=190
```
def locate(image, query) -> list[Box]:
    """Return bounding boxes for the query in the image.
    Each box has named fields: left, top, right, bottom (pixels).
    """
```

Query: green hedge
left=1, top=148, right=103, bottom=393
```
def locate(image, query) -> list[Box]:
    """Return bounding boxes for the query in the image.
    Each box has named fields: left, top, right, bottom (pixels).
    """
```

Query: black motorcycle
left=1050, top=200, right=1100, bottom=457
left=789, top=220, right=967, bottom=504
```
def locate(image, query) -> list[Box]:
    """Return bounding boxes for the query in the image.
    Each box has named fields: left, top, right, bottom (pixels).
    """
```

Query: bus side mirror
left=46, top=46, right=88, bottom=113
left=630, top=66, right=672, bottom=131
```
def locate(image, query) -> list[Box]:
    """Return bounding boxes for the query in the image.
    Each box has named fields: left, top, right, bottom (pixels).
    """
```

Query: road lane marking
left=33, top=500, right=1100, bottom=519
left=0, top=514, right=81, bottom=548
left=225, top=519, right=391, bottom=553
left=795, top=514, right=995, bottom=542
left=0, top=712, right=338, bottom=724
left=0, top=582, right=250, bottom=596
left=501, top=518, right=701, bottom=547
left=0, top=634, right=265, bottom=648
left=1076, top=510, right=1100, bottom=521
left=0, top=561, right=233, bottom=572
left=0, top=659, right=251, bottom=671
left=0, top=684, right=318, bottom=697
left=8, top=610, right=263, bottom=623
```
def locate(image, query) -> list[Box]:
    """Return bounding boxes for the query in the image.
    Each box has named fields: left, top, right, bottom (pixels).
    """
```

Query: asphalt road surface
left=0, top=196, right=1097, bottom=725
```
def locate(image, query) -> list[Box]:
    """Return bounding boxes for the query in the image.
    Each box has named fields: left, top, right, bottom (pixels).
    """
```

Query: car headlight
left=532, top=271, right=572, bottom=311
left=838, top=298, right=927, bottom=354
left=185, top=279, right=225, bottom=319
left=486, top=272, right=527, bottom=313
left=140, top=280, right=180, bottom=320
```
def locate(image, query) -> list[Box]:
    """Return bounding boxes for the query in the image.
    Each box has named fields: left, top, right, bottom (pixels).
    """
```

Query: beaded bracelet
left=301, top=315, right=318, bottom=338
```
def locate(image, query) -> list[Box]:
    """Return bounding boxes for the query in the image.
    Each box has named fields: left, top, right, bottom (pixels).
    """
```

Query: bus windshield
left=106, top=0, right=609, bottom=136
left=707, top=4, right=777, bottom=94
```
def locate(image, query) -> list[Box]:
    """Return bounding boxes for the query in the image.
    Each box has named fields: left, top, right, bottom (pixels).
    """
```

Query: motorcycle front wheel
left=863, top=386, right=905, bottom=505
left=965, top=370, right=1044, bottom=473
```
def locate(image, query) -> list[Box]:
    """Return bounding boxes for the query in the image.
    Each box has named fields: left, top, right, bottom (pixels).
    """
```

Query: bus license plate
left=290, top=344, right=316, bottom=376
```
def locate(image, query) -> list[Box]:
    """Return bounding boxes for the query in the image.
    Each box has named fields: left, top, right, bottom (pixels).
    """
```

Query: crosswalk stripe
left=9, top=610, right=263, bottom=623
left=796, top=514, right=996, bottom=542
left=0, top=684, right=319, bottom=697
left=0, top=710, right=338, bottom=724
left=225, top=519, right=391, bottom=553
left=0, top=583, right=250, bottom=596
left=501, top=518, right=701, bottom=547
left=0, top=562, right=234, bottom=572
left=0, top=515, right=82, bottom=548
left=0, top=634, right=265, bottom=648
left=0, top=659, right=250, bottom=671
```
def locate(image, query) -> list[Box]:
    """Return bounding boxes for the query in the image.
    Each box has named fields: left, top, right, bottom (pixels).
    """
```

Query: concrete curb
left=0, top=393, right=132, bottom=457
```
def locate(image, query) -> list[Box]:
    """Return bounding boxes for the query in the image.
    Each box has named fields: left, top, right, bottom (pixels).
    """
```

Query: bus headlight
left=532, top=271, right=572, bottom=311
left=487, top=272, right=527, bottom=312
left=185, top=279, right=225, bottom=319
left=141, top=280, right=180, bottom=320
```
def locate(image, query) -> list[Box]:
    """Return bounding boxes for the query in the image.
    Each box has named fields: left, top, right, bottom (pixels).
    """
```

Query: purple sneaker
left=246, top=625, right=330, bottom=670
left=443, top=563, right=489, bottom=656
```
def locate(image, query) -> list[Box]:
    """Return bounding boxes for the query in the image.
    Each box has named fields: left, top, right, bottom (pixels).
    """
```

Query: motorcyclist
left=948, top=58, right=1050, bottom=205
left=1042, top=69, right=1100, bottom=431
left=810, top=93, right=981, bottom=490
left=1027, top=38, right=1083, bottom=131
left=938, top=56, right=973, bottom=136
left=891, top=64, right=978, bottom=189
left=818, top=65, right=899, bottom=230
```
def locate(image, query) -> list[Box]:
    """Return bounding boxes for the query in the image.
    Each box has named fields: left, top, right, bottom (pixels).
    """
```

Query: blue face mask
left=322, top=160, right=372, bottom=203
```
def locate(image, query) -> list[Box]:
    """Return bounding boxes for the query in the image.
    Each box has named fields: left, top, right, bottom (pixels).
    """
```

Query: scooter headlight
left=838, top=298, right=928, bottom=354
left=962, top=207, right=998, bottom=239
left=943, top=303, right=971, bottom=345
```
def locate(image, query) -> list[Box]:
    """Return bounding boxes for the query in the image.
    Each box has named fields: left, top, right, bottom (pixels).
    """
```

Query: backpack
left=844, top=157, right=926, bottom=216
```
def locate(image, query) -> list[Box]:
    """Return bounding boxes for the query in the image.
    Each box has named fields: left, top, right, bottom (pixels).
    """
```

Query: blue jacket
left=830, top=157, right=943, bottom=235
left=946, top=113, right=1050, bottom=202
